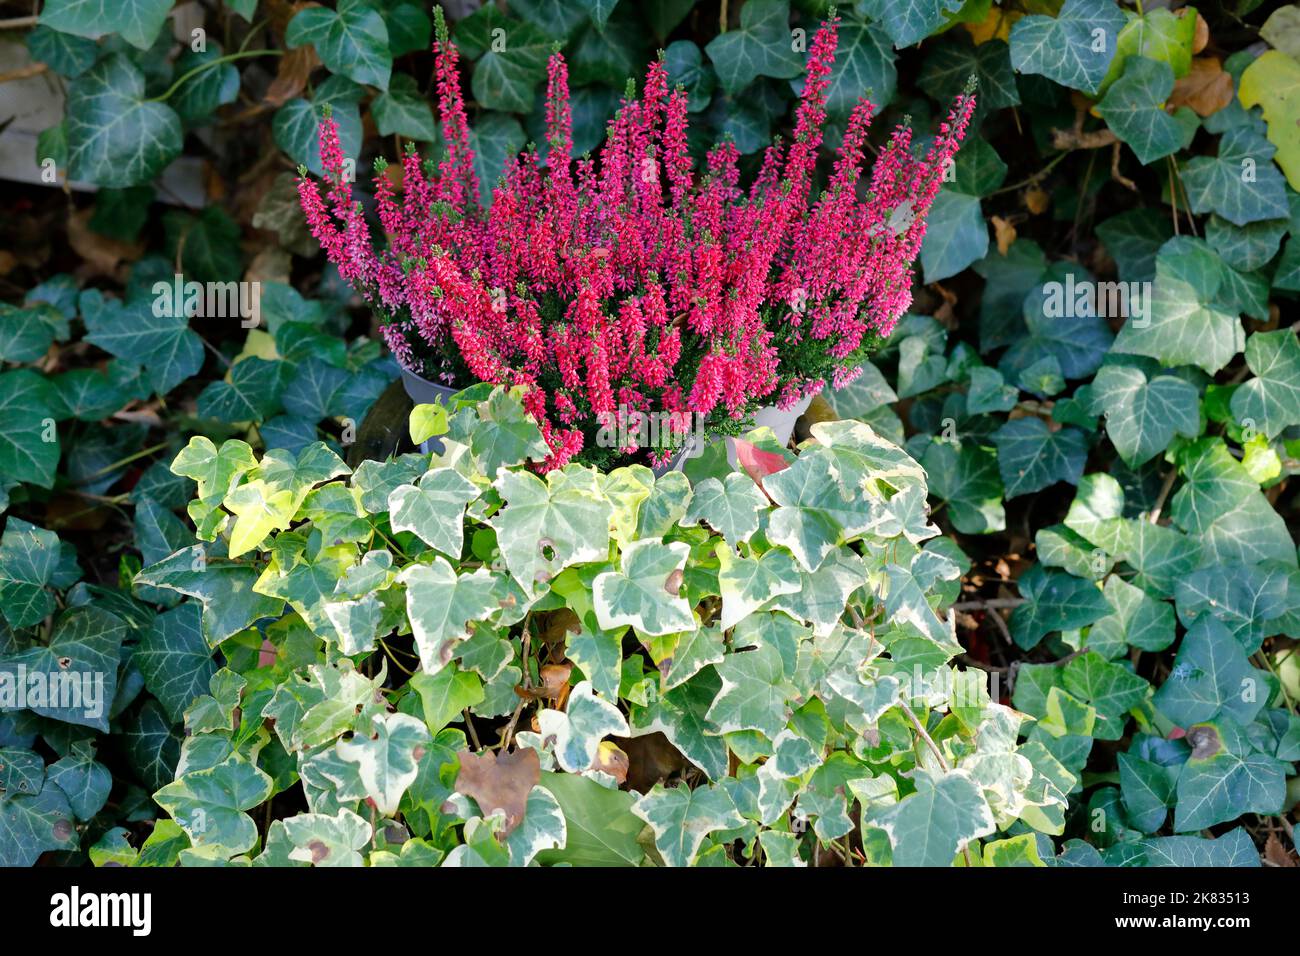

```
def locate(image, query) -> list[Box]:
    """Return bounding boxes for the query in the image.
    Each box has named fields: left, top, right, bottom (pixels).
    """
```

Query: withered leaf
left=454, top=747, right=541, bottom=835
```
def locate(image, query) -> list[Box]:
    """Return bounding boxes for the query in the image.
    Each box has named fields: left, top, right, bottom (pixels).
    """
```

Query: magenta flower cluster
left=298, top=13, right=973, bottom=469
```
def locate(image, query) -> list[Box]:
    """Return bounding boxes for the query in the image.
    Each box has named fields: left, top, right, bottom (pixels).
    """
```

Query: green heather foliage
left=1, top=0, right=1298, bottom=867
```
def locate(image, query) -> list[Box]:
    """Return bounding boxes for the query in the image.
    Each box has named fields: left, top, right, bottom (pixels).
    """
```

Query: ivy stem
left=82, top=441, right=173, bottom=481
left=147, top=49, right=283, bottom=103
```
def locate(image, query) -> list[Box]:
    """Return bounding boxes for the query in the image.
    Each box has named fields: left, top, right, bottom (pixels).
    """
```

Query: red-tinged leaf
left=734, top=438, right=788, bottom=488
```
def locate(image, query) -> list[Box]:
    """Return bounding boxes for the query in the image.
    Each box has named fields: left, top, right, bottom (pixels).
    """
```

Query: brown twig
left=0, top=62, right=46, bottom=83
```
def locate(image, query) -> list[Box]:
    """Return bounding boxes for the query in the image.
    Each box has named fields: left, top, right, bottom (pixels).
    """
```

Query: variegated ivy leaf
left=827, top=671, right=902, bottom=723
left=399, top=558, right=499, bottom=675
left=632, top=782, right=745, bottom=867
left=769, top=547, right=870, bottom=636
left=505, top=785, right=566, bottom=866
left=171, top=436, right=257, bottom=509
left=809, top=419, right=927, bottom=499
left=681, top=472, right=768, bottom=547
left=336, top=712, right=430, bottom=816
left=593, top=539, right=694, bottom=637
left=884, top=564, right=960, bottom=654
left=490, top=467, right=612, bottom=593
left=716, top=544, right=801, bottom=632
left=282, top=808, right=373, bottom=867
left=154, top=755, right=273, bottom=855
left=630, top=676, right=729, bottom=782
left=867, top=769, right=996, bottom=867
left=538, top=680, right=629, bottom=774
left=388, top=467, right=481, bottom=557
left=598, top=467, right=653, bottom=549
left=636, top=470, right=693, bottom=539
left=758, top=830, right=806, bottom=867
left=450, top=387, right=550, bottom=475
left=659, top=625, right=725, bottom=692
left=764, top=451, right=876, bottom=573
left=223, top=479, right=298, bottom=558
left=707, top=643, right=794, bottom=739
left=323, top=593, right=384, bottom=656
left=184, top=668, right=245, bottom=736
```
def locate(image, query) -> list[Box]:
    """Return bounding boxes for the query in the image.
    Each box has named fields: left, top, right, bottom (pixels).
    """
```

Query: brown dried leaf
left=538, top=662, right=573, bottom=701
left=1264, top=832, right=1297, bottom=867
left=265, top=45, right=319, bottom=107
left=1023, top=185, right=1050, bottom=215
left=1170, top=57, right=1234, bottom=118
left=593, top=740, right=629, bottom=785
left=1193, top=13, right=1209, bottom=54
left=991, top=215, right=1017, bottom=255
left=454, top=747, right=541, bottom=835
left=67, top=208, right=144, bottom=280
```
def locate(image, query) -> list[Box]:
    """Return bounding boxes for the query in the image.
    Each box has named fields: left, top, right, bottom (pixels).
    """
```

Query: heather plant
left=296, top=10, right=974, bottom=469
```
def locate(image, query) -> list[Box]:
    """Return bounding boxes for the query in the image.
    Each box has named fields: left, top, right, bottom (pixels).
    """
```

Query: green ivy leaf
left=1090, top=365, right=1200, bottom=466
left=921, top=439, right=1005, bottom=535
left=1229, top=329, right=1300, bottom=438
left=0, top=371, right=61, bottom=489
left=1009, top=0, right=1126, bottom=96
left=991, top=418, right=1088, bottom=499
left=0, top=778, right=77, bottom=867
left=65, top=54, right=182, bottom=187
left=456, top=6, right=551, bottom=113
left=0, top=605, right=124, bottom=731
left=135, top=601, right=217, bottom=724
left=39, top=0, right=173, bottom=50
left=1010, top=565, right=1110, bottom=651
left=371, top=73, right=437, bottom=141
left=1096, top=56, right=1184, bottom=166
left=1179, top=127, right=1290, bottom=226
left=1153, top=615, right=1269, bottom=727
left=856, top=0, right=963, bottom=49
left=1174, top=718, right=1287, bottom=831
left=704, top=0, right=803, bottom=95
left=286, top=0, right=392, bottom=90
